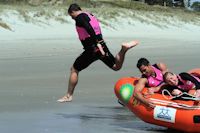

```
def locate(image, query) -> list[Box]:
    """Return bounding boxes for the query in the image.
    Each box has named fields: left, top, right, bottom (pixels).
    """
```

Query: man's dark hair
left=136, top=58, right=150, bottom=69
left=68, top=3, right=82, bottom=14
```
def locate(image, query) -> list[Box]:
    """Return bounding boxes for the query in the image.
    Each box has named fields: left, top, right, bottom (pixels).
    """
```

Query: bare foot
left=57, top=95, right=72, bottom=103
left=122, top=40, right=139, bottom=51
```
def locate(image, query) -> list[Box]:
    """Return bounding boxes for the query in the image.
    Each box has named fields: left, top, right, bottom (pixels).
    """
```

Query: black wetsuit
left=73, top=13, right=115, bottom=71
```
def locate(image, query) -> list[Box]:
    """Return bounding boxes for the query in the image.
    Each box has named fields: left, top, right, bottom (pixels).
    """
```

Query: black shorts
left=73, top=44, right=115, bottom=71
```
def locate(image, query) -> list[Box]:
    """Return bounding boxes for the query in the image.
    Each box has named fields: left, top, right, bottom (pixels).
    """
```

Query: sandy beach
left=0, top=5, right=200, bottom=133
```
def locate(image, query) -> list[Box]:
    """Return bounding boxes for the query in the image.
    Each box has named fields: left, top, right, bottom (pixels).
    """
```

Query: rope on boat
left=161, top=89, right=199, bottom=101
left=150, top=98, right=200, bottom=110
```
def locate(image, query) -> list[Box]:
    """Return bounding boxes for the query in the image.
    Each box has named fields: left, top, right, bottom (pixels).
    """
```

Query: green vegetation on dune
left=0, top=0, right=200, bottom=30
left=0, top=20, right=12, bottom=30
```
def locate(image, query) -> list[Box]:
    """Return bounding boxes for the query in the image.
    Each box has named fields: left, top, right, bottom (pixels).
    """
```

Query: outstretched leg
left=57, top=66, right=79, bottom=102
left=112, top=40, right=139, bottom=71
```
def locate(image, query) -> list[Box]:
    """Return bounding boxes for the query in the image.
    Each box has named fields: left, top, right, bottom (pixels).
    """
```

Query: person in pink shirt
left=163, top=72, right=200, bottom=98
left=57, top=3, right=139, bottom=102
left=134, top=58, right=168, bottom=108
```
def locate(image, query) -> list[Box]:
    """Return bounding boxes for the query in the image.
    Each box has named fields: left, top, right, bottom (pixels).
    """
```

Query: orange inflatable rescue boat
left=114, top=69, right=200, bottom=133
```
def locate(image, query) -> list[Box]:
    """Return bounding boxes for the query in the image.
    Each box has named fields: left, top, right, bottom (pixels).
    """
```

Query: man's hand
left=97, top=43, right=105, bottom=56
left=146, top=99, right=156, bottom=108
left=148, top=87, right=155, bottom=95
left=172, top=89, right=182, bottom=96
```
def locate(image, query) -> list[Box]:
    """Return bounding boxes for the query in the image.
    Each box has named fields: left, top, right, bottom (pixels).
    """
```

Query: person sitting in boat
left=134, top=58, right=168, bottom=108
left=163, top=72, right=200, bottom=98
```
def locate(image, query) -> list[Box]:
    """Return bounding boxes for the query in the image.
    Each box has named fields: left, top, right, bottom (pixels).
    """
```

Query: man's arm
left=134, top=78, right=155, bottom=108
left=149, top=85, right=162, bottom=93
left=157, top=62, right=168, bottom=74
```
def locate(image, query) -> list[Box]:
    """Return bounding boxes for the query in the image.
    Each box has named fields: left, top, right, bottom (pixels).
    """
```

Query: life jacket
left=147, top=65, right=164, bottom=87
left=76, top=12, right=102, bottom=41
left=177, top=74, right=200, bottom=91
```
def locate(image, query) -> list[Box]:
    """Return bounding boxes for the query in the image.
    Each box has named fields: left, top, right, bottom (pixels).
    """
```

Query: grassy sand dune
left=0, top=20, right=12, bottom=30
left=0, top=1, right=200, bottom=30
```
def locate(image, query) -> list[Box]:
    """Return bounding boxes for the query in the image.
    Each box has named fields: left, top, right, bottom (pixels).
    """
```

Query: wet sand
left=0, top=36, right=199, bottom=133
